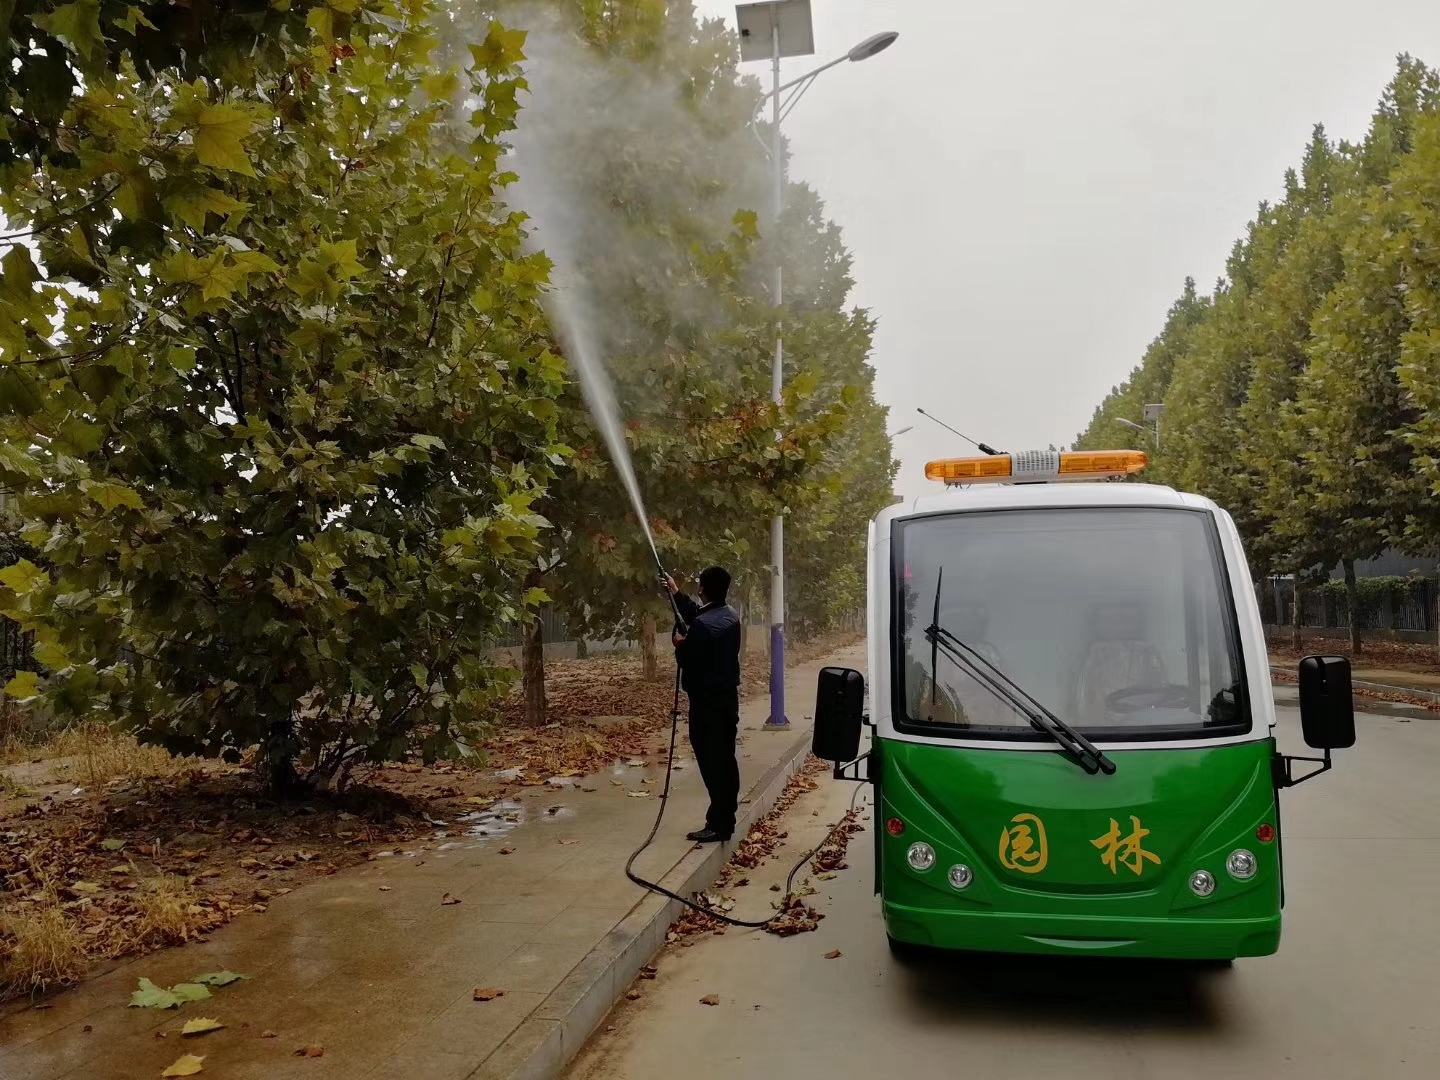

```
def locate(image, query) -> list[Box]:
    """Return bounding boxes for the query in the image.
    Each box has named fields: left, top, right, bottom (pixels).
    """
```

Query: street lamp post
left=735, top=1, right=898, bottom=729
left=1116, top=405, right=1164, bottom=450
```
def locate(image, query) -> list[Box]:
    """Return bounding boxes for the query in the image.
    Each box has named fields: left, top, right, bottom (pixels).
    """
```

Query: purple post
left=764, top=624, right=789, bottom=729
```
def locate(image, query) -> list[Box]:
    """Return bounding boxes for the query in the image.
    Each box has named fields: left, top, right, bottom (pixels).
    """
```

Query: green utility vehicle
left=812, top=449, right=1356, bottom=961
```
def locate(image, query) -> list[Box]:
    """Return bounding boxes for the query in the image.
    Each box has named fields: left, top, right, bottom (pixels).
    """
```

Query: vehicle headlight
left=906, top=842, right=936, bottom=872
left=1226, top=849, right=1257, bottom=881
left=947, top=864, right=973, bottom=890
left=1189, top=869, right=1216, bottom=897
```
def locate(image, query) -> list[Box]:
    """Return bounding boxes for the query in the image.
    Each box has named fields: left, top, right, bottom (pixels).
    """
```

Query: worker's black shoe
left=686, top=828, right=731, bottom=843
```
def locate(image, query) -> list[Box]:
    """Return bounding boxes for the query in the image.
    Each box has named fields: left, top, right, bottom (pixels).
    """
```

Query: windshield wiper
left=923, top=622, right=1117, bottom=776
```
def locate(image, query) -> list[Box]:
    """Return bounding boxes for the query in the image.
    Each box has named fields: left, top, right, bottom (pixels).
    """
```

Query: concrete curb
left=467, top=726, right=816, bottom=1080
left=1270, top=665, right=1440, bottom=705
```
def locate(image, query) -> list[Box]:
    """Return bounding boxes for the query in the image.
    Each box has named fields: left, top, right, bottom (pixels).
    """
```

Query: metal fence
left=0, top=615, right=33, bottom=684
left=1258, top=577, right=1439, bottom=634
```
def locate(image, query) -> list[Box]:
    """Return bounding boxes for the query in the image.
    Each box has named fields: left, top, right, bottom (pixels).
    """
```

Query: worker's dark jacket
left=673, top=594, right=741, bottom=698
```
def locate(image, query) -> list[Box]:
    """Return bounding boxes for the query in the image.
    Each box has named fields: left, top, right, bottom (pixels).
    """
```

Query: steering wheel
left=1104, top=684, right=1192, bottom=714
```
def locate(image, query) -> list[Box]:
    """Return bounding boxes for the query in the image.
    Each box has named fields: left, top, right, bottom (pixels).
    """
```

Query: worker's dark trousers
left=687, top=689, right=741, bottom=837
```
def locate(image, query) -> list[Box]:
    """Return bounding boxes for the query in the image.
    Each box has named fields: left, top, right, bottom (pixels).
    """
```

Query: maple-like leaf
left=191, top=104, right=256, bottom=176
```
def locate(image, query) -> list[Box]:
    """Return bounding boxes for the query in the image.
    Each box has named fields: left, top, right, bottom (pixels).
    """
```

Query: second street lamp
left=735, top=0, right=898, bottom=729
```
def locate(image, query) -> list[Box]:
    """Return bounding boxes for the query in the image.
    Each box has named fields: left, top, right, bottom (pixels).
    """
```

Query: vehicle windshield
left=894, top=507, right=1249, bottom=741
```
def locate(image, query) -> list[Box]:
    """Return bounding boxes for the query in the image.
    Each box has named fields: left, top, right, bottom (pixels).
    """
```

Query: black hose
left=624, top=662, right=866, bottom=929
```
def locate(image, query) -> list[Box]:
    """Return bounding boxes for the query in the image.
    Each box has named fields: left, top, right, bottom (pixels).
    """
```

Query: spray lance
left=622, top=539, right=866, bottom=930
left=545, top=307, right=861, bottom=928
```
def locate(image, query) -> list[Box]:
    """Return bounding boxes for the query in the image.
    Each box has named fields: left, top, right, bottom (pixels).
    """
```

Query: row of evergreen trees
left=1076, top=56, right=1440, bottom=650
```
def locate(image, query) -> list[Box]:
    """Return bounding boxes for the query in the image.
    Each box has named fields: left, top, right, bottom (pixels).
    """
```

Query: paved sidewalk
left=1270, top=655, right=1440, bottom=703
left=0, top=644, right=863, bottom=1080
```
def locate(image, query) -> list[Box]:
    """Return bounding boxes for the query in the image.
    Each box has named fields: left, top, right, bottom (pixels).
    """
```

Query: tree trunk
left=1343, top=558, right=1362, bottom=657
left=575, top=636, right=588, bottom=659
left=1291, top=578, right=1303, bottom=653
left=265, top=718, right=297, bottom=794
left=641, top=612, right=658, bottom=682
left=523, top=614, right=547, bottom=725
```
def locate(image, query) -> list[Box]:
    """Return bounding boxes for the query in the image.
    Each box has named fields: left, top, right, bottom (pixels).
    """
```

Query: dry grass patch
left=0, top=885, right=88, bottom=998
left=129, top=875, right=206, bottom=950
left=3, top=723, right=191, bottom=788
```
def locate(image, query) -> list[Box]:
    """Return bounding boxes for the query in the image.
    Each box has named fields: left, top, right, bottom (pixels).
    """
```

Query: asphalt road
left=567, top=690, right=1440, bottom=1079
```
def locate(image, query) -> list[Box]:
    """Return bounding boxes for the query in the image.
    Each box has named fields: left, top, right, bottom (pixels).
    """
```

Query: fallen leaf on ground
left=625, top=990, right=642, bottom=1000
left=473, top=988, right=505, bottom=1001
left=625, top=759, right=646, bottom=767
left=69, top=880, right=100, bottom=894
left=378, top=885, right=393, bottom=891
left=816, top=872, right=837, bottom=880
left=130, top=979, right=184, bottom=1009
left=170, top=984, right=213, bottom=1003
left=559, top=839, right=580, bottom=845
left=181, top=1018, right=225, bottom=1036
left=499, top=845, right=515, bottom=855
left=699, top=994, right=720, bottom=1006
left=440, top=893, right=462, bottom=905
left=161, top=1054, right=204, bottom=1077
left=824, top=950, right=843, bottom=959
left=102, top=838, right=127, bottom=851
left=626, top=791, right=651, bottom=798
left=609, top=779, right=624, bottom=786
left=294, top=1046, right=325, bottom=1058
left=192, top=971, right=248, bottom=987
left=260, top=1030, right=277, bottom=1039
left=768, top=884, right=781, bottom=892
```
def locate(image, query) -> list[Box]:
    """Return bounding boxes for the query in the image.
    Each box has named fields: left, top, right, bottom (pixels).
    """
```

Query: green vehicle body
left=820, top=467, right=1355, bottom=963
left=876, top=739, right=1282, bottom=959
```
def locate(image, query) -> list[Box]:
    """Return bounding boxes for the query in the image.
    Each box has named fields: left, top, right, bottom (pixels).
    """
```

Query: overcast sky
left=693, top=0, right=1440, bottom=497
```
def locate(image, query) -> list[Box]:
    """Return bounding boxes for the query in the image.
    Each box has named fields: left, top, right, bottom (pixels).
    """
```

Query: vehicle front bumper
left=884, top=902, right=1281, bottom=960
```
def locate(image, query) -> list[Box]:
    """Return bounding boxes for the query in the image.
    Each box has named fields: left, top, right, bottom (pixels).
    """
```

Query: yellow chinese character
left=998, top=812, right=1048, bottom=874
left=1092, top=815, right=1162, bottom=877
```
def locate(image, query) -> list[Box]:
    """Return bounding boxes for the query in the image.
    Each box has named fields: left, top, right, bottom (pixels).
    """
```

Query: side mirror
left=1298, top=655, right=1356, bottom=750
left=813, top=667, right=865, bottom=763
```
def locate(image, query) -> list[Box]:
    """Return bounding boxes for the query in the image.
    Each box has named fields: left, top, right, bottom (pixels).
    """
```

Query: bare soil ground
left=0, top=634, right=857, bottom=1003
left=1268, top=632, right=1440, bottom=676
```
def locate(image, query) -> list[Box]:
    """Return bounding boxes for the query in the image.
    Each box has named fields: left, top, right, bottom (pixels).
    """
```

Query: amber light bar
left=924, top=450, right=1148, bottom=485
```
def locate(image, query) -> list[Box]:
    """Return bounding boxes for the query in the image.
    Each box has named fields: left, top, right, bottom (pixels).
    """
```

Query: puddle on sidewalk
left=458, top=799, right=526, bottom=840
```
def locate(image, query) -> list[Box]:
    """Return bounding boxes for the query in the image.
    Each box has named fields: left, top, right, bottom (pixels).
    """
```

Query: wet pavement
left=566, top=692, right=1440, bottom=1080
left=0, top=645, right=862, bottom=1080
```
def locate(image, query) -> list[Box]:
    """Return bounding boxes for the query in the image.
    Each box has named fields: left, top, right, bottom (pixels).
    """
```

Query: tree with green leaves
left=0, top=5, right=565, bottom=788
left=1074, top=276, right=1209, bottom=478
left=1390, top=109, right=1440, bottom=567
left=1075, top=55, right=1440, bottom=654
left=486, top=0, right=890, bottom=714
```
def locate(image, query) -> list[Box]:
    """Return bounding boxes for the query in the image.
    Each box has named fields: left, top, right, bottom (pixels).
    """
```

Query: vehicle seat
left=1073, top=605, right=1168, bottom=725
left=913, top=638, right=1009, bottom=727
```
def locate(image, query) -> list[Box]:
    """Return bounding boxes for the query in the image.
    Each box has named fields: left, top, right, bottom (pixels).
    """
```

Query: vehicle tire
left=1197, top=958, right=1234, bottom=970
left=887, top=935, right=926, bottom=963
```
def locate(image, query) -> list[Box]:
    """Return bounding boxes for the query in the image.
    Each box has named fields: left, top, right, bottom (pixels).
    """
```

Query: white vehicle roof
left=880, top=482, right=1219, bottom=531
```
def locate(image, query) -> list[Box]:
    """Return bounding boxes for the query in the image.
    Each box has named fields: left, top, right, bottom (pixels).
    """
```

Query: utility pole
left=735, top=1, right=897, bottom=729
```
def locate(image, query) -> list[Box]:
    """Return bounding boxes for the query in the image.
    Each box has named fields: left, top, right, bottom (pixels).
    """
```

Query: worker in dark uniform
left=664, top=567, right=742, bottom=843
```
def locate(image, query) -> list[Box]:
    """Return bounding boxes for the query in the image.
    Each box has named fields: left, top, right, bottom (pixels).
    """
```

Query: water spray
left=545, top=288, right=858, bottom=929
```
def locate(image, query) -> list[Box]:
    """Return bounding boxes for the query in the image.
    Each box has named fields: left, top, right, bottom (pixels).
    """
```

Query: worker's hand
left=663, top=573, right=679, bottom=596
left=672, top=631, right=686, bottom=648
